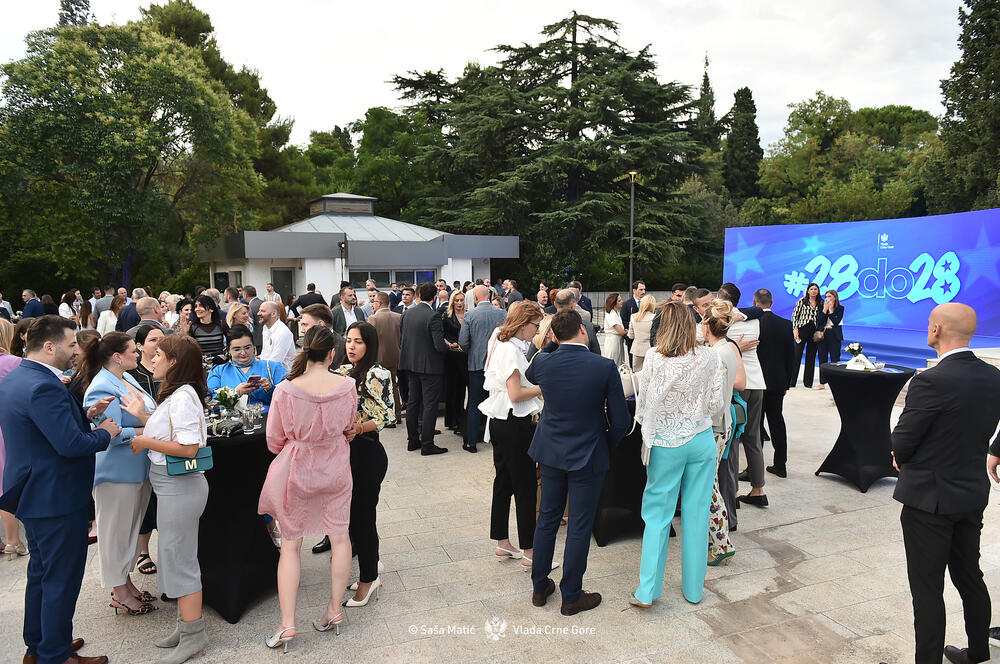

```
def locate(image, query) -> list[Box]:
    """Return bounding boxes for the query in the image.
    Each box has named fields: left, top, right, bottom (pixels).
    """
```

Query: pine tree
left=933, top=0, right=1000, bottom=210
left=57, top=0, right=91, bottom=26
left=693, top=54, right=722, bottom=151
left=723, top=87, right=763, bottom=205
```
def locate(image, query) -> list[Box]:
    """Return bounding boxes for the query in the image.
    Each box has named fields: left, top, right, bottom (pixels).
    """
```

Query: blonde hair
left=702, top=299, right=736, bottom=339
left=225, top=302, right=250, bottom=328
left=533, top=314, right=554, bottom=350
left=0, top=319, right=14, bottom=354
left=498, top=301, right=543, bottom=343
left=634, top=294, right=657, bottom=322
left=446, top=289, right=466, bottom=318
left=654, top=301, right=697, bottom=357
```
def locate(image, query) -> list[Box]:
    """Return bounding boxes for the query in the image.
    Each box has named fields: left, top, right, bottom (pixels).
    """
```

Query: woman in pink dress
left=0, top=319, right=27, bottom=558
left=259, top=325, right=357, bottom=652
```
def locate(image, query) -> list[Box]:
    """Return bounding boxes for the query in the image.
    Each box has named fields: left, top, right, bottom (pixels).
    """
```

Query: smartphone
left=247, top=375, right=262, bottom=385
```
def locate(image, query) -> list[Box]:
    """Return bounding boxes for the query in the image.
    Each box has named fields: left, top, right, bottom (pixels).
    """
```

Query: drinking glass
left=868, top=355, right=877, bottom=369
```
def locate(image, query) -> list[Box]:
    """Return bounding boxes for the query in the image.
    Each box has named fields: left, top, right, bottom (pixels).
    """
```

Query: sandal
left=135, top=590, right=157, bottom=603
left=110, top=592, right=156, bottom=616
left=136, top=553, right=157, bottom=575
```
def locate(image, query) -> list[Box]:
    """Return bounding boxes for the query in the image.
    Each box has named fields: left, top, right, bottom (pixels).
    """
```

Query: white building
left=199, top=193, right=519, bottom=300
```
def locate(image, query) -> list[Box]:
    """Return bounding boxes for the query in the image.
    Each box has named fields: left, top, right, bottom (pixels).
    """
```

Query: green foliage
left=693, top=55, right=722, bottom=152
left=930, top=0, right=1000, bottom=211
left=58, top=0, right=91, bottom=27
left=0, top=20, right=260, bottom=290
left=722, top=87, right=763, bottom=206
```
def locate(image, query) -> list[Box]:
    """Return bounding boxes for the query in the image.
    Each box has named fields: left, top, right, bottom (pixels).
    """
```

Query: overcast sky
left=1, top=1, right=964, bottom=150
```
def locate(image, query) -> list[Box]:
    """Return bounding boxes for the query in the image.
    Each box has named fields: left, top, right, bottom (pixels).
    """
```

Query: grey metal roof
left=308, top=192, right=377, bottom=202
left=274, top=214, right=449, bottom=242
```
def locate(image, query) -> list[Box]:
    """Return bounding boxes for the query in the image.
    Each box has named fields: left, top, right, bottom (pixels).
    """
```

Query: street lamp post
left=627, top=171, right=638, bottom=289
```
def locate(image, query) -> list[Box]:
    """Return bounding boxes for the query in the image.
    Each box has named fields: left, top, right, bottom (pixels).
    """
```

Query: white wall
left=440, top=258, right=473, bottom=287
left=303, top=258, right=342, bottom=301
left=472, top=258, right=491, bottom=283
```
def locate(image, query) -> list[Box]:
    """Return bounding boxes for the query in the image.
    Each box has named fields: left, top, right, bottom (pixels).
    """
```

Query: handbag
left=165, top=389, right=214, bottom=476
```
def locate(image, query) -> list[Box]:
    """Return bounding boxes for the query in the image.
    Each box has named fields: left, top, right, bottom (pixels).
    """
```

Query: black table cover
left=199, top=421, right=278, bottom=623
left=816, top=362, right=915, bottom=492
left=593, top=399, right=647, bottom=546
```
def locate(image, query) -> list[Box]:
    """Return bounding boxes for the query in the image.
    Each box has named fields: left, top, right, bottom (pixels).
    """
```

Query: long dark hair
left=76, top=331, right=133, bottom=390
left=191, top=294, right=228, bottom=333
left=287, top=325, right=336, bottom=380
left=344, top=321, right=379, bottom=396
left=800, top=283, right=822, bottom=307
left=156, top=334, right=209, bottom=405
left=12, top=318, right=32, bottom=357
left=78, top=299, right=93, bottom=327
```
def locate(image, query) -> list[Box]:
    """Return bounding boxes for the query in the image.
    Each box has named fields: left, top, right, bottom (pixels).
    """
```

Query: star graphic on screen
left=724, top=235, right=764, bottom=280
left=802, top=234, right=823, bottom=255
left=941, top=260, right=952, bottom=272
left=962, top=225, right=1000, bottom=288
left=941, top=281, right=951, bottom=294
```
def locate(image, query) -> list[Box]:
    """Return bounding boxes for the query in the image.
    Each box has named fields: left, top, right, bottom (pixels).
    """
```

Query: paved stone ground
left=2, top=382, right=999, bottom=663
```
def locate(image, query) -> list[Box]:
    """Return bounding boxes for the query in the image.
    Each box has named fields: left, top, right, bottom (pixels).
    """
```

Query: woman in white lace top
left=631, top=301, right=726, bottom=608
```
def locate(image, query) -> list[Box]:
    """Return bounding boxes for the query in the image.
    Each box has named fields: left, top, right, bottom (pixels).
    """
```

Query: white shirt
left=728, top=318, right=765, bottom=390
left=479, top=333, right=543, bottom=433
left=143, top=385, right=206, bottom=466
left=711, top=338, right=739, bottom=436
left=343, top=306, right=358, bottom=327
left=58, top=302, right=75, bottom=319
left=938, top=347, right=971, bottom=361
left=636, top=345, right=726, bottom=449
left=261, top=320, right=296, bottom=369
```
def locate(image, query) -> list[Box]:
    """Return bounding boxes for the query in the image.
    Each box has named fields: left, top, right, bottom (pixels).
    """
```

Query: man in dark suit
left=548, top=290, right=601, bottom=354
left=368, top=292, right=402, bottom=422
left=331, top=286, right=366, bottom=335
left=620, top=280, right=645, bottom=354
left=502, top=279, right=523, bottom=307
left=298, top=303, right=346, bottom=367
left=892, top=304, right=1000, bottom=664
left=0, top=316, right=120, bottom=664
left=244, top=285, right=263, bottom=353
left=92, top=285, right=115, bottom=319
left=526, top=310, right=629, bottom=615
left=289, top=283, right=325, bottom=317
left=399, top=282, right=449, bottom=455
left=568, top=280, right=593, bottom=319
left=20, top=289, right=45, bottom=318
left=740, top=288, right=796, bottom=493
left=114, top=288, right=146, bottom=332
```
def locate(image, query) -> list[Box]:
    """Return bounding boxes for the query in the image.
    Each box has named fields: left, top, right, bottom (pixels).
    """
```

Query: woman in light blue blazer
left=81, top=332, right=157, bottom=616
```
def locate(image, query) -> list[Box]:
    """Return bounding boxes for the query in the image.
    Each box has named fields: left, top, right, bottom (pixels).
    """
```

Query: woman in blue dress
left=207, top=325, right=287, bottom=410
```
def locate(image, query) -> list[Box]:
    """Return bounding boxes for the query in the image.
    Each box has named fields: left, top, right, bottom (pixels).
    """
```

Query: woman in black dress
left=441, top=290, right=468, bottom=438
left=189, top=294, right=228, bottom=358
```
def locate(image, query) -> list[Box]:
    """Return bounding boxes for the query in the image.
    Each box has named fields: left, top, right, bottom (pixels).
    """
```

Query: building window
left=393, top=270, right=415, bottom=286
left=349, top=271, right=393, bottom=289
left=415, top=270, right=435, bottom=284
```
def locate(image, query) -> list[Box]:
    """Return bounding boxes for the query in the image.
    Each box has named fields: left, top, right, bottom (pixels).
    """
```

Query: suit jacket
left=0, top=360, right=111, bottom=517
left=391, top=304, right=404, bottom=314
left=816, top=305, right=845, bottom=346
left=289, top=291, right=324, bottom=316
left=398, top=302, right=448, bottom=374
left=84, top=368, right=152, bottom=485
left=92, top=294, right=114, bottom=318
left=248, top=297, right=264, bottom=351
left=526, top=344, right=629, bottom=473
left=579, top=294, right=594, bottom=317
left=331, top=305, right=367, bottom=336
left=21, top=299, right=44, bottom=318
left=621, top=297, right=640, bottom=331
left=648, top=305, right=700, bottom=345
left=115, top=302, right=140, bottom=332
left=756, top=310, right=797, bottom=392
left=894, top=351, right=1000, bottom=514
left=369, top=309, right=402, bottom=370
left=540, top=320, right=602, bottom=355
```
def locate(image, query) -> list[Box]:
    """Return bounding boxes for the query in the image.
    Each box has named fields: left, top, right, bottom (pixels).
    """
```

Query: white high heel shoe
left=343, top=576, right=381, bottom=607
left=348, top=560, right=384, bottom=591
left=312, top=612, right=345, bottom=635
left=495, top=545, right=522, bottom=560
left=264, top=626, right=295, bottom=653
left=521, top=555, right=560, bottom=573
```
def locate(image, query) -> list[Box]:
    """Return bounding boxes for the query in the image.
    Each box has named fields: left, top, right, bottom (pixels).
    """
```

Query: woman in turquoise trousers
left=631, top=301, right=727, bottom=605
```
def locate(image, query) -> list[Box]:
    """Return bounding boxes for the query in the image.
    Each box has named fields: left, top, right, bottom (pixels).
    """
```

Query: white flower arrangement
left=845, top=342, right=863, bottom=357
left=214, top=385, right=240, bottom=410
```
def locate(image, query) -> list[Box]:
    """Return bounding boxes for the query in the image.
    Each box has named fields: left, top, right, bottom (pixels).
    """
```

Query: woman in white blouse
left=97, top=295, right=126, bottom=336
left=601, top=292, right=626, bottom=365
left=630, top=301, right=726, bottom=607
left=480, top=301, right=546, bottom=570
left=128, top=335, right=210, bottom=664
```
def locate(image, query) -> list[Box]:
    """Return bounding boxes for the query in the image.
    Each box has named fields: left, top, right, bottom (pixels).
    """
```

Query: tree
left=693, top=54, right=722, bottom=152
left=57, top=0, right=91, bottom=27
left=396, top=12, right=706, bottom=287
left=930, top=0, right=1000, bottom=211
left=0, top=21, right=260, bottom=289
left=722, top=87, right=763, bottom=205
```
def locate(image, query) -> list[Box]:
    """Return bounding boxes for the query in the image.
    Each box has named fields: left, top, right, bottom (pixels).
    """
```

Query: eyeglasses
left=230, top=344, right=254, bottom=354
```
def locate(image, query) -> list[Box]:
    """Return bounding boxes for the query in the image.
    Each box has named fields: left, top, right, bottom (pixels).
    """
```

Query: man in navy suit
left=525, top=310, right=629, bottom=616
left=0, top=316, right=120, bottom=664
left=21, top=289, right=45, bottom=318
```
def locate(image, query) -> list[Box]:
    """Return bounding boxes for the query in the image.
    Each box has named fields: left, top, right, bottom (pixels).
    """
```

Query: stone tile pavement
left=2, top=384, right=999, bottom=663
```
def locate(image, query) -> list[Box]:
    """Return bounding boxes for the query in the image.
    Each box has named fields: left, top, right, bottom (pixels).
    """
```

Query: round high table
left=815, top=362, right=915, bottom=492
left=198, top=420, right=278, bottom=623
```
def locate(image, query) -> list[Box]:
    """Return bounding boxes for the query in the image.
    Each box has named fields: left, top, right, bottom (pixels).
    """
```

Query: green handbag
left=165, top=389, right=213, bottom=476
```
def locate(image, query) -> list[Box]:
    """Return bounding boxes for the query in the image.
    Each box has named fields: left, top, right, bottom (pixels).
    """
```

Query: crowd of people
left=0, top=272, right=998, bottom=664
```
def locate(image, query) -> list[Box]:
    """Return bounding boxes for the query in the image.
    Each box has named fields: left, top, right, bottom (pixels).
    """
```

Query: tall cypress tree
left=57, top=0, right=91, bottom=26
left=723, top=87, right=763, bottom=205
left=935, top=0, right=1000, bottom=210
left=693, top=54, right=722, bottom=151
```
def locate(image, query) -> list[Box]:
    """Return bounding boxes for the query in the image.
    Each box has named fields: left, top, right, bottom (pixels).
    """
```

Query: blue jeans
left=635, top=428, right=716, bottom=604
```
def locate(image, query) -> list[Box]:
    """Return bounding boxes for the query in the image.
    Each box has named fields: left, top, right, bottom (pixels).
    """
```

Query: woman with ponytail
left=259, top=325, right=358, bottom=650
left=81, top=332, right=158, bottom=615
